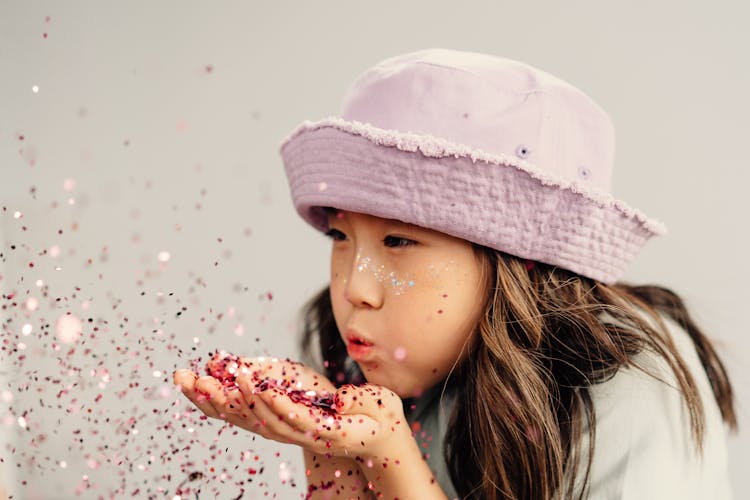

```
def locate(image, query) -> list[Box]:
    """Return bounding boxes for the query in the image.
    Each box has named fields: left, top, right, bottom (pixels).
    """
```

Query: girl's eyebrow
left=324, top=208, right=425, bottom=233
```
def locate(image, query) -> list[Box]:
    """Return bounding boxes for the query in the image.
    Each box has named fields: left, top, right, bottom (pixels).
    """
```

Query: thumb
left=335, top=383, right=401, bottom=418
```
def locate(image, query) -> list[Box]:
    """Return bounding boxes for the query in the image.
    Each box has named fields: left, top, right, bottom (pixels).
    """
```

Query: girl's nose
left=343, top=253, right=384, bottom=309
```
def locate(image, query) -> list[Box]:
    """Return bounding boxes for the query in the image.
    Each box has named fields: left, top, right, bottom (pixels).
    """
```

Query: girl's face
left=327, top=209, right=487, bottom=398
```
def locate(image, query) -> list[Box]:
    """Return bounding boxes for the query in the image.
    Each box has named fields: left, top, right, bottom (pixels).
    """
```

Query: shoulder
left=575, top=312, right=733, bottom=499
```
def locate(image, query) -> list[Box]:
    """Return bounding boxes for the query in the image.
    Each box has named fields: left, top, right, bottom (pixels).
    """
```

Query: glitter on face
left=351, top=248, right=416, bottom=296
left=49, top=245, right=60, bottom=258
left=32, top=85, right=39, bottom=93
left=63, top=178, right=76, bottom=191
left=393, top=347, right=407, bottom=361
left=355, top=251, right=371, bottom=272
left=157, top=251, right=171, bottom=263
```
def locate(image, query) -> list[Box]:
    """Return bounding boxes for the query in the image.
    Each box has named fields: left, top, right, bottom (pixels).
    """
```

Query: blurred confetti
left=0, top=171, right=299, bottom=498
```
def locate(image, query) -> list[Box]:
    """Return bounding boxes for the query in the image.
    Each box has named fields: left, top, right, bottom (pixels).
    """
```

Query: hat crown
left=339, top=48, right=615, bottom=192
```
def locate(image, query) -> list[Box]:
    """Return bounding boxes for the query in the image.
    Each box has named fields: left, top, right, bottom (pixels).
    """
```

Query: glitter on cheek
left=385, top=270, right=416, bottom=296
left=393, top=347, right=407, bottom=361
left=49, top=245, right=60, bottom=258
left=157, top=251, right=171, bottom=263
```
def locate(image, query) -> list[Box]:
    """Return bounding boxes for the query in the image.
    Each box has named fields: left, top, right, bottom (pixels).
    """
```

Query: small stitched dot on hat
left=578, top=166, right=590, bottom=179
left=515, top=144, right=530, bottom=159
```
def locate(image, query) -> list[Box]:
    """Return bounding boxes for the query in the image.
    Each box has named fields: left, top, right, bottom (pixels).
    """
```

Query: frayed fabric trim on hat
left=279, top=117, right=668, bottom=236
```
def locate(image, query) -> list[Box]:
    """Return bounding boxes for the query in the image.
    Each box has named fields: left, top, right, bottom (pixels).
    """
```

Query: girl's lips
left=346, top=341, right=374, bottom=361
left=345, top=329, right=375, bottom=361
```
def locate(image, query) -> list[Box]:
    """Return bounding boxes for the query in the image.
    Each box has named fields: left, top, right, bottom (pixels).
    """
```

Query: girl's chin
left=357, top=365, right=425, bottom=399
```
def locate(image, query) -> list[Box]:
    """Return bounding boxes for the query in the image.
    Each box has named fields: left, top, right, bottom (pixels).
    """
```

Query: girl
left=174, top=49, right=737, bottom=499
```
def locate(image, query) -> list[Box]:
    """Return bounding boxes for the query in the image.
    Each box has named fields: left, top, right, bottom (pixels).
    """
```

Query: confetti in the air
left=55, top=313, right=82, bottom=344
left=1, top=162, right=298, bottom=499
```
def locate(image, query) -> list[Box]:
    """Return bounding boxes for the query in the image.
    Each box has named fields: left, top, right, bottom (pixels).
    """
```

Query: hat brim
left=279, top=118, right=667, bottom=284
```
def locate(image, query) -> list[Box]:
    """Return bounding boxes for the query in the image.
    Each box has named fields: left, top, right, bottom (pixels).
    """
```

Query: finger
left=195, top=376, right=229, bottom=418
left=177, top=376, right=222, bottom=419
left=336, top=383, right=401, bottom=419
left=251, top=387, right=313, bottom=442
left=258, top=388, right=353, bottom=455
left=224, top=387, right=247, bottom=415
left=173, top=369, right=197, bottom=390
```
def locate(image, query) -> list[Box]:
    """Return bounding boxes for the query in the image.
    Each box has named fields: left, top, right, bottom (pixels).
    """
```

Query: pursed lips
left=345, top=328, right=375, bottom=360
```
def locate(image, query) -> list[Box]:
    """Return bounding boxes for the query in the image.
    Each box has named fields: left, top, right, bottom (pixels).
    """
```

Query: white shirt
left=405, top=310, right=734, bottom=499
left=571, top=311, right=733, bottom=499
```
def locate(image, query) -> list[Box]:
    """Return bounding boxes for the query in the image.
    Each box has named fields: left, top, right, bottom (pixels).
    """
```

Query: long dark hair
left=297, top=245, right=737, bottom=499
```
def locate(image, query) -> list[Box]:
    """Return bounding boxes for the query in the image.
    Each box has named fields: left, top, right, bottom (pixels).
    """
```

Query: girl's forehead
left=325, top=208, right=411, bottom=228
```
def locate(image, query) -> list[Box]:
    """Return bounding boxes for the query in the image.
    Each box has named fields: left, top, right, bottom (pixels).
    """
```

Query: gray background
left=0, top=1, right=747, bottom=499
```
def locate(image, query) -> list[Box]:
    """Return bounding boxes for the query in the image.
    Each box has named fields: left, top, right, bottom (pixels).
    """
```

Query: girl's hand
left=240, top=380, right=410, bottom=462
left=173, top=355, right=336, bottom=423
left=173, top=357, right=411, bottom=462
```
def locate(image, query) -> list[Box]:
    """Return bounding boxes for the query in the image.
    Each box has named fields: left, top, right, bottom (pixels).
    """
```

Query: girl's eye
left=383, top=235, right=417, bottom=248
left=324, top=228, right=346, bottom=241
left=324, top=229, right=417, bottom=248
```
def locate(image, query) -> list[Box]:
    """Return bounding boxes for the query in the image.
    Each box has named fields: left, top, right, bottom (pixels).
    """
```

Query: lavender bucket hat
left=278, top=48, right=667, bottom=284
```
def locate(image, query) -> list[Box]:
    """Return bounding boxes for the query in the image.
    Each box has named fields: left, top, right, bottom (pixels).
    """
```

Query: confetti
left=55, top=313, right=82, bottom=344
left=393, top=347, right=407, bottom=361
left=1, top=150, right=294, bottom=499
